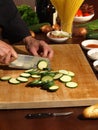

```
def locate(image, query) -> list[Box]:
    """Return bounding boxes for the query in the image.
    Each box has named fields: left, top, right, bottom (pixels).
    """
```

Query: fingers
left=10, top=48, right=18, bottom=62
left=3, top=52, right=12, bottom=64
left=39, top=41, right=54, bottom=59
left=24, top=37, right=54, bottom=59
left=0, top=41, right=18, bottom=64
left=29, top=47, right=39, bottom=56
left=5, top=51, right=17, bottom=64
left=0, top=51, right=17, bottom=65
left=41, top=47, right=54, bottom=59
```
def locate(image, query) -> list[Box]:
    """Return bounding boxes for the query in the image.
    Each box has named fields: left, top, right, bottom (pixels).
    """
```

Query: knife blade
left=25, top=112, right=73, bottom=119
left=9, top=54, right=50, bottom=69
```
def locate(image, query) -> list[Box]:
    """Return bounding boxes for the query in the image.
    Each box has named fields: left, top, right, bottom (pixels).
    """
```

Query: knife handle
left=25, top=113, right=53, bottom=119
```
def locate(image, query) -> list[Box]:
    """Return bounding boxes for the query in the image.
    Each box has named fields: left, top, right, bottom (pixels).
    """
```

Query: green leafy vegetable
left=17, top=4, right=39, bottom=26
left=77, top=19, right=98, bottom=31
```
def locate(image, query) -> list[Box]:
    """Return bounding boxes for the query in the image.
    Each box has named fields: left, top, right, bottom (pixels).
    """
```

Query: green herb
left=17, top=4, right=39, bottom=26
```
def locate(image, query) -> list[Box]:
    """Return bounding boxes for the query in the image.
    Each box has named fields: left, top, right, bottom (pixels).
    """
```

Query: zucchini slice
left=37, top=60, right=48, bottom=70
left=53, top=73, right=63, bottom=80
left=65, top=81, right=78, bottom=88
left=41, top=75, right=53, bottom=82
left=42, top=81, right=54, bottom=90
left=17, top=77, right=28, bottom=82
left=48, top=85, right=59, bottom=92
left=59, top=70, right=68, bottom=75
left=31, top=74, right=41, bottom=78
left=20, top=73, right=31, bottom=78
left=60, top=75, right=72, bottom=83
left=0, top=76, right=11, bottom=81
left=67, top=71, right=75, bottom=77
left=27, top=79, right=42, bottom=87
left=9, top=78, right=20, bottom=84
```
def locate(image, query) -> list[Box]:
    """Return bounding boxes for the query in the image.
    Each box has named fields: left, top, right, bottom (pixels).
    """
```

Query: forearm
left=1, top=0, right=31, bottom=43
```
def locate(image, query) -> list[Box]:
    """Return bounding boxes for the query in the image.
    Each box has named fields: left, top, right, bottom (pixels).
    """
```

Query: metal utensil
left=9, top=54, right=50, bottom=69
left=25, top=112, right=73, bottom=119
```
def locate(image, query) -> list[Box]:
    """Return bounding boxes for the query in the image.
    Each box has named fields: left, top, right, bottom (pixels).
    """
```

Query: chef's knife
left=25, top=112, right=73, bottom=119
left=9, top=54, right=50, bottom=69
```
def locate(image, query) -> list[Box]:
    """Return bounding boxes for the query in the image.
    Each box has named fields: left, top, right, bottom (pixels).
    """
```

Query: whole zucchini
left=86, top=31, right=98, bottom=39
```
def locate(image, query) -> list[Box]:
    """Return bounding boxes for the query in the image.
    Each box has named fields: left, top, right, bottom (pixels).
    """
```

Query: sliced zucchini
left=48, top=85, right=59, bottom=92
left=17, top=77, right=28, bottom=82
left=29, top=69, right=40, bottom=75
left=0, top=76, right=11, bottom=81
left=20, top=73, right=31, bottom=78
left=40, top=71, right=50, bottom=76
left=37, top=60, right=48, bottom=70
left=67, top=71, right=75, bottom=77
left=59, top=70, right=68, bottom=75
left=42, top=81, right=54, bottom=90
left=40, top=71, right=55, bottom=77
left=60, top=75, right=72, bottom=83
left=65, top=81, right=78, bottom=88
left=41, top=75, right=53, bottom=82
left=9, top=78, right=20, bottom=84
left=27, top=79, right=42, bottom=87
left=25, top=68, right=38, bottom=74
left=31, top=74, right=41, bottom=78
left=53, top=73, right=63, bottom=80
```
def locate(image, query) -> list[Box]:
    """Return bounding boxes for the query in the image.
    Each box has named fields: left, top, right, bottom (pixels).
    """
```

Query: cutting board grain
left=0, top=44, right=98, bottom=109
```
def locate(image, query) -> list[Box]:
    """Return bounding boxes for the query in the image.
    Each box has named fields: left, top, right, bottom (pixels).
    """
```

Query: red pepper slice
left=83, top=13, right=90, bottom=16
left=75, top=9, right=83, bottom=17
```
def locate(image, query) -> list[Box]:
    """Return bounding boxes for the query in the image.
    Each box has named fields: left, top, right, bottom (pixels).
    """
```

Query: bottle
left=35, top=0, right=55, bottom=25
left=46, top=0, right=55, bottom=25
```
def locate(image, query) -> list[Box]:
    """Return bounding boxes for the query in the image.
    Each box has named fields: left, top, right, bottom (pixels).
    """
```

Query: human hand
left=0, top=40, right=18, bottom=64
left=23, top=36, right=54, bottom=59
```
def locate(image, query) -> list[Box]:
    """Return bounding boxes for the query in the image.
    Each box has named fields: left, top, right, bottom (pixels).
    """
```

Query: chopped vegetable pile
left=0, top=60, right=78, bottom=92
left=75, top=3, right=94, bottom=17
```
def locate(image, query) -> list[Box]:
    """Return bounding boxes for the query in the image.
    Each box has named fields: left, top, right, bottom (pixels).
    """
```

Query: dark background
left=13, top=0, right=98, bottom=19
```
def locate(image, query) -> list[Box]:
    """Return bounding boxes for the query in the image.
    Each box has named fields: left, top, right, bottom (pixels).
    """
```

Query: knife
left=25, top=112, right=73, bottom=119
left=9, top=54, right=50, bottom=69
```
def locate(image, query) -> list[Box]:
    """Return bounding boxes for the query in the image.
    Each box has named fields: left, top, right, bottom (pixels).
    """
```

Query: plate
left=74, top=14, right=94, bottom=23
left=87, top=49, right=98, bottom=60
left=81, top=39, right=98, bottom=50
left=9, top=54, right=50, bottom=69
left=93, top=60, right=98, bottom=71
left=47, top=30, right=70, bottom=43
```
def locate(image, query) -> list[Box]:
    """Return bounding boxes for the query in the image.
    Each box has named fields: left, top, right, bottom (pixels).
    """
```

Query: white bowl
left=74, top=14, right=94, bottom=23
left=47, top=30, right=70, bottom=43
left=93, top=60, right=98, bottom=71
left=87, top=49, right=98, bottom=60
left=81, top=39, right=98, bottom=50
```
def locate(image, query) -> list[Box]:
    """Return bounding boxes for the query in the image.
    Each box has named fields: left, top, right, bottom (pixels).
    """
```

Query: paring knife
left=25, top=112, right=73, bottom=119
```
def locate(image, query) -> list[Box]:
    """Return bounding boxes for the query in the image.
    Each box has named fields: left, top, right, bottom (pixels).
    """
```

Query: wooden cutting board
left=0, top=44, right=98, bottom=109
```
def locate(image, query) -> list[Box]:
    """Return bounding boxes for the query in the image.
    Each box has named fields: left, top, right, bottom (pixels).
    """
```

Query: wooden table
left=0, top=33, right=98, bottom=130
